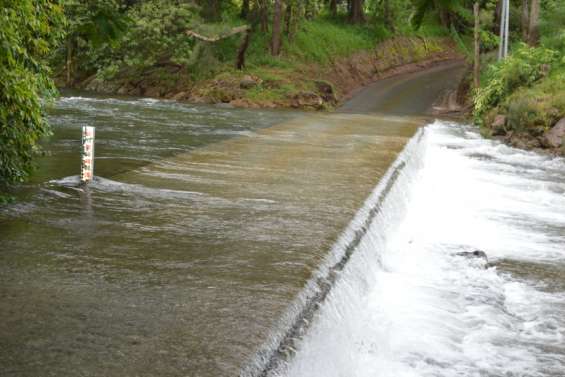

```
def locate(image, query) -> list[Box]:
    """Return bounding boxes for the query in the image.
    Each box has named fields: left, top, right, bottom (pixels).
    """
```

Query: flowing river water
left=1, top=63, right=564, bottom=377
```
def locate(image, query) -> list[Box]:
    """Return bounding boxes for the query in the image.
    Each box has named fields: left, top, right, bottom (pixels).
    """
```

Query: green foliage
left=119, top=1, right=198, bottom=69
left=410, top=0, right=473, bottom=29
left=0, top=0, right=65, bottom=186
left=60, top=0, right=129, bottom=78
left=283, top=18, right=385, bottom=64
left=473, top=44, right=559, bottom=120
left=64, top=0, right=128, bottom=49
left=480, top=29, right=499, bottom=51
left=450, top=24, right=471, bottom=58
left=539, top=0, right=565, bottom=56
left=58, top=0, right=200, bottom=80
left=497, top=69, right=565, bottom=134
left=60, top=0, right=475, bottom=86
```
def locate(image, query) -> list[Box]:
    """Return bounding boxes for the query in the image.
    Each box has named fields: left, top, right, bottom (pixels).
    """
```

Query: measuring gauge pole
left=81, top=126, right=95, bottom=184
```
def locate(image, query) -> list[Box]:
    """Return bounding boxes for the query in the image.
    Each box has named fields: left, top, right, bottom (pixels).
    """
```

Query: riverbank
left=456, top=50, right=565, bottom=157
left=480, top=69, right=565, bottom=157
left=59, top=36, right=462, bottom=111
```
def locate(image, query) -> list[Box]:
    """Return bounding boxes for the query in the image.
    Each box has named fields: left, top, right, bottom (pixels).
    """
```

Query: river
left=1, top=63, right=564, bottom=377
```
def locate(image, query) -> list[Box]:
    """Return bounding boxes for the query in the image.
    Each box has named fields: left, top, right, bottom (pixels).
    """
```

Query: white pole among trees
left=474, top=2, right=481, bottom=88
left=498, top=0, right=506, bottom=60
left=498, top=0, right=510, bottom=60
left=504, top=0, right=510, bottom=58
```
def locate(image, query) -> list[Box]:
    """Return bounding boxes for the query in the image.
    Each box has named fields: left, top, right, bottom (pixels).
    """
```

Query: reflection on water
left=0, top=94, right=418, bottom=377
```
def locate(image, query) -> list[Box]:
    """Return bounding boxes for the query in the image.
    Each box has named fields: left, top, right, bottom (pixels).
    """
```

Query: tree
left=257, top=0, right=270, bottom=33
left=474, top=2, right=480, bottom=88
left=521, top=0, right=529, bottom=40
left=271, top=0, right=284, bottom=55
left=198, top=0, right=223, bottom=21
left=0, top=0, right=65, bottom=187
left=329, top=0, right=338, bottom=17
left=411, top=0, right=470, bottom=30
left=241, top=0, right=250, bottom=19
left=349, top=0, right=365, bottom=23
left=63, top=0, right=128, bottom=85
left=383, top=0, right=394, bottom=31
left=528, top=0, right=540, bottom=45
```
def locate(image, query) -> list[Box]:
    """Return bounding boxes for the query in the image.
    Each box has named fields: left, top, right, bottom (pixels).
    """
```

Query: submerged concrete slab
left=111, top=112, right=421, bottom=376
left=0, top=61, right=467, bottom=377
left=0, top=112, right=420, bottom=377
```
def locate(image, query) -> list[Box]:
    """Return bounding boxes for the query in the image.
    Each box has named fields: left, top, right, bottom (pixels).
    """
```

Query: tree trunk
left=383, top=0, right=394, bottom=31
left=474, top=2, right=480, bottom=89
left=285, top=3, right=293, bottom=40
left=330, top=0, right=337, bottom=17
left=348, top=0, right=364, bottom=23
left=271, top=0, right=283, bottom=56
left=260, top=0, right=269, bottom=33
left=236, top=31, right=251, bottom=69
left=200, top=0, right=222, bottom=21
left=494, top=0, right=502, bottom=33
left=521, top=0, right=529, bottom=40
left=66, top=38, right=72, bottom=86
left=241, top=0, right=250, bottom=19
left=528, top=0, right=540, bottom=46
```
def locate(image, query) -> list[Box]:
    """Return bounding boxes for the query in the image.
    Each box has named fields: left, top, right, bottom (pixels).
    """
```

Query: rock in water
left=491, top=115, right=507, bottom=136
left=456, top=250, right=488, bottom=262
left=542, top=118, right=565, bottom=149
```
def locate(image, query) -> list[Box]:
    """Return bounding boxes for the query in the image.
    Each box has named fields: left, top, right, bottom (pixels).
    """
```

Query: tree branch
left=186, top=25, right=250, bottom=42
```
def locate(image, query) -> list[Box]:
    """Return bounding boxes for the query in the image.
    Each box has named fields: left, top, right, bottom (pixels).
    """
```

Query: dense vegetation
left=0, top=1, right=64, bottom=192
left=53, top=0, right=465, bottom=100
left=473, top=0, right=565, bottom=150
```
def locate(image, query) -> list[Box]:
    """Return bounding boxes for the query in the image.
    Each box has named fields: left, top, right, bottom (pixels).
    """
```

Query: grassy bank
left=472, top=1, right=565, bottom=154
left=61, top=10, right=460, bottom=110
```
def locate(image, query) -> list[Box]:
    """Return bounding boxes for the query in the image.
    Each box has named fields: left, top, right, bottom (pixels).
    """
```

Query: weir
left=277, top=122, right=565, bottom=377
left=1, top=63, right=476, bottom=377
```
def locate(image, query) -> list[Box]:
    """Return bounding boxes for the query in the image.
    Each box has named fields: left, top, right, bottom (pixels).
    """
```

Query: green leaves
left=473, top=44, right=559, bottom=121
left=119, top=1, right=197, bottom=69
left=0, top=0, right=65, bottom=187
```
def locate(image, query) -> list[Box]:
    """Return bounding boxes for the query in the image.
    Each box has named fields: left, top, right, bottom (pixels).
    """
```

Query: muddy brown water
left=1, top=63, right=466, bottom=377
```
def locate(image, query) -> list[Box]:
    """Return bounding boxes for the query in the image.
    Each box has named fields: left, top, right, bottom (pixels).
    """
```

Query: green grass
left=540, top=1, right=565, bottom=56
left=283, top=18, right=385, bottom=64
left=243, top=17, right=388, bottom=68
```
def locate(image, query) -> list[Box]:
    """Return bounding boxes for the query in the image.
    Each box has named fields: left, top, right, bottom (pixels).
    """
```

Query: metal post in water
left=81, top=126, right=95, bottom=184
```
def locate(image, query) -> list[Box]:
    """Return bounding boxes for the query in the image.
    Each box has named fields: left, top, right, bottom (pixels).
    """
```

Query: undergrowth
left=472, top=0, right=565, bottom=140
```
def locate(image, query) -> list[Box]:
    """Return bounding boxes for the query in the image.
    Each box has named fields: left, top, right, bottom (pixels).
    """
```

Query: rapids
left=271, top=121, right=565, bottom=377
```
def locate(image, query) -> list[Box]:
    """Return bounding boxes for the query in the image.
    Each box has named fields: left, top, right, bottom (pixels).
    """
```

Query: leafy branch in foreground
left=0, top=1, right=65, bottom=186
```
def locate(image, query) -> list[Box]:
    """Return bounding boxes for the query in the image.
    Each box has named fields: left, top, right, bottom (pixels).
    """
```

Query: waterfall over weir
left=246, top=121, right=565, bottom=377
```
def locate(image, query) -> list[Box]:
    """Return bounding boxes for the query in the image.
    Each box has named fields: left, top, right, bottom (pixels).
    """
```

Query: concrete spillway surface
left=9, top=62, right=552, bottom=377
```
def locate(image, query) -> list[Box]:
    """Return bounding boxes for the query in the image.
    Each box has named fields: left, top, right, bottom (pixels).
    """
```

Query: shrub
left=501, top=70, right=565, bottom=134
left=0, top=1, right=65, bottom=186
left=473, top=44, right=559, bottom=120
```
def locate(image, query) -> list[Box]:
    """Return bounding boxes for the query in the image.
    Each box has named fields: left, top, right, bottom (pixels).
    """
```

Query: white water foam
left=275, top=121, right=565, bottom=377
